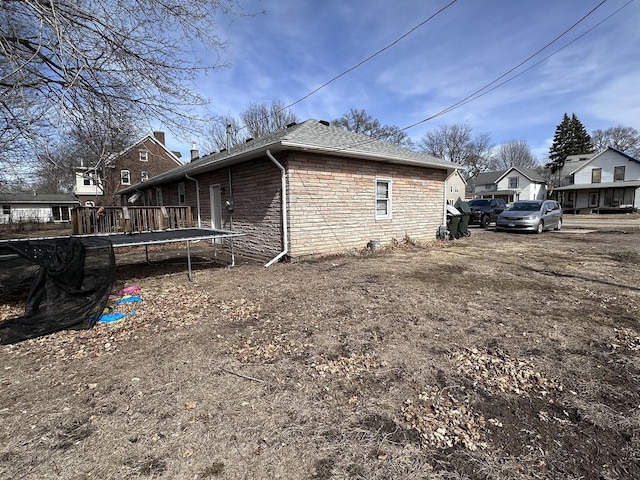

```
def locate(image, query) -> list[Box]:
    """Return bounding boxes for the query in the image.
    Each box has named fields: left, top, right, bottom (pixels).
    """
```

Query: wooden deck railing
left=71, top=206, right=193, bottom=235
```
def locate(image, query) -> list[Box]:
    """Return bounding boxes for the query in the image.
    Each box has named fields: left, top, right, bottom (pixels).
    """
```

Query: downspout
left=185, top=174, right=201, bottom=227
left=264, top=149, right=288, bottom=267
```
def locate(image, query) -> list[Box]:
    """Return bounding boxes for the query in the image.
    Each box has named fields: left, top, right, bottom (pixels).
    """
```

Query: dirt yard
left=1, top=224, right=639, bottom=479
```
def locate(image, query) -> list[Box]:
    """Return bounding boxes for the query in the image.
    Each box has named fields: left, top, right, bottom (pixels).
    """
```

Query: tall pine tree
left=547, top=113, right=594, bottom=173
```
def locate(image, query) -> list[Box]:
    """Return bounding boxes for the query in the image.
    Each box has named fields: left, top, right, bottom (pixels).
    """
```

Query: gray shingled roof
left=476, top=167, right=545, bottom=185
left=0, top=193, right=79, bottom=204
left=120, top=119, right=456, bottom=193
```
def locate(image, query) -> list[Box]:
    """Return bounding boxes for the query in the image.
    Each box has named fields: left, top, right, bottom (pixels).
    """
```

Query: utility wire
left=282, top=0, right=458, bottom=112
left=439, top=0, right=634, bottom=118
left=224, top=1, right=458, bottom=138
left=321, top=0, right=628, bottom=155
left=401, top=0, right=612, bottom=132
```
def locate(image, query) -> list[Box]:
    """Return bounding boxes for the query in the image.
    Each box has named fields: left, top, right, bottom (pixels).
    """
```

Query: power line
left=401, top=0, right=613, bottom=132
left=282, top=0, right=458, bottom=112
left=323, top=0, right=629, bottom=155
left=439, top=0, right=634, bottom=118
left=224, top=1, right=458, bottom=138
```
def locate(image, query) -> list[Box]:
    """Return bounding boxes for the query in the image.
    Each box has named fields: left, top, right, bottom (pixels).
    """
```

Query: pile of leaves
left=403, top=386, right=487, bottom=451
left=453, top=345, right=563, bottom=396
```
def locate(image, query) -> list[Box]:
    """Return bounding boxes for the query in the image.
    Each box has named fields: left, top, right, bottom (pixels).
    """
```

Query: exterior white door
left=210, top=185, right=222, bottom=231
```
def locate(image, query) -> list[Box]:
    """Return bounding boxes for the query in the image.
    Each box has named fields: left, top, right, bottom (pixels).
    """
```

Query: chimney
left=190, top=142, right=199, bottom=161
left=153, top=131, right=165, bottom=145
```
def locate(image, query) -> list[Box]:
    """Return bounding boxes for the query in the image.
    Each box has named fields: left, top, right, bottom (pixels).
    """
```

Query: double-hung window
left=614, top=166, right=625, bottom=182
left=591, top=168, right=602, bottom=184
left=141, top=171, right=148, bottom=182
left=121, top=170, right=131, bottom=185
left=139, top=150, right=149, bottom=162
left=375, top=179, right=392, bottom=220
left=51, top=206, right=70, bottom=222
left=508, top=177, right=519, bottom=189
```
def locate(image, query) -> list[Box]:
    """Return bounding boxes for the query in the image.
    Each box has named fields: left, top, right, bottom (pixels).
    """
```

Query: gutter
left=184, top=174, right=202, bottom=227
left=264, top=149, right=288, bottom=267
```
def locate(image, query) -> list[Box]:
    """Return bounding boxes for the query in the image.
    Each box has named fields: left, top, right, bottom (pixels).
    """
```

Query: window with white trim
left=139, top=150, right=149, bottom=162
left=508, top=177, right=519, bottom=189
left=614, top=166, right=625, bottom=182
left=51, top=206, right=70, bottom=222
left=121, top=169, right=131, bottom=185
left=592, top=168, right=602, bottom=184
left=375, top=179, right=392, bottom=220
left=141, top=171, right=148, bottom=182
left=178, top=182, right=186, bottom=205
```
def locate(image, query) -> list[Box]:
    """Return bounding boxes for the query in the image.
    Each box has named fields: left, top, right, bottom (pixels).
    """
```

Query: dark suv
left=468, top=198, right=506, bottom=228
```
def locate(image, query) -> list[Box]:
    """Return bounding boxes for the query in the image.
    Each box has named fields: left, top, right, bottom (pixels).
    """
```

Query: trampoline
left=0, top=228, right=244, bottom=344
left=78, top=227, right=246, bottom=280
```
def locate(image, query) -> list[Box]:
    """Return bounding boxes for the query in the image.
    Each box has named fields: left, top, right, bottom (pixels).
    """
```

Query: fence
left=72, top=206, right=193, bottom=235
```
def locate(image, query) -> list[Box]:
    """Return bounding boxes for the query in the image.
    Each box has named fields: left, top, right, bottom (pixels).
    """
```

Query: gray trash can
left=446, top=204, right=462, bottom=240
left=454, top=199, right=472, bottom=237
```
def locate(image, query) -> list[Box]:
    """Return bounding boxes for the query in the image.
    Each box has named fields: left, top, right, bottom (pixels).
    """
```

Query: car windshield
left=469, top=199, right=489, bottom=207
left=507, top=202, right=542, bottom=212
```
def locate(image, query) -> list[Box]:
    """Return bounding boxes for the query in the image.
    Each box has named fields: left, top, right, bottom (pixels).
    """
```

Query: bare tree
left=240, top=101, right=298, bottom=139
left=591, top=126, right=640, bottom=157
left=204, top=115, right=245, bottom=153
left=0, top=0, right=252, bottom=186
left=332, top=109, right=414, bottom=148
left=205, top=101, right=298, bottom=153
left=418, top=123, right=494, bottom=178
left=494, top=140, right=539, bottom=170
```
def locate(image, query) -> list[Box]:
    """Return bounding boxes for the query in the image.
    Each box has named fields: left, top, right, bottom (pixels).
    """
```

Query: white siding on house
left=573, top=149, right=640, bottom=185
left=495, top=170, right=546, bottom=200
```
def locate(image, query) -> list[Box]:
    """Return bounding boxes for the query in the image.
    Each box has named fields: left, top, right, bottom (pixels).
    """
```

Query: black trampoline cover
left=0, top=236, right=115, bottom=345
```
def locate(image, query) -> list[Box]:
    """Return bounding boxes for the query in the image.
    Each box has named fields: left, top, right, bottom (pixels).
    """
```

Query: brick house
left=119, top=119, right=456, bottom=262
left=75, top=131, right=183, bottom=206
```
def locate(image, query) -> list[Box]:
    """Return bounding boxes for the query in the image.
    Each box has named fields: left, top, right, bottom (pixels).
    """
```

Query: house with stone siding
left=118, top=119, right=457, bottom=262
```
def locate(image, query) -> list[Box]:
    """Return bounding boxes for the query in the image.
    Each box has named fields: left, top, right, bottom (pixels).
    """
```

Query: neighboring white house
left=553, top=147, right=640, bottom=213
left=446, top=170, right=467, bottom=205
left=473, top=167, right=547, bottom=203
left=0, top=193, right=80, bottom=224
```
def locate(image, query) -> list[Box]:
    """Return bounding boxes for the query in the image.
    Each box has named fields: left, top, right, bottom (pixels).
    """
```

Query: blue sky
left=167, top=0, right=640, bottom=163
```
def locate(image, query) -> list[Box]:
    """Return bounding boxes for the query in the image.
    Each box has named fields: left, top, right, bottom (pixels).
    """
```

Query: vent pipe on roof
left=226, top=124, right=233, bottom=155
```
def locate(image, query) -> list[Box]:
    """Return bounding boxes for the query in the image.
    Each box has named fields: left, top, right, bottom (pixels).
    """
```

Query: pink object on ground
left=118, top=286, right=141, bottom=296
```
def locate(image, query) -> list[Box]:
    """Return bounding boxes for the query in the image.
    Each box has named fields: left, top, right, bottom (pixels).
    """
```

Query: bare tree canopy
left=418, top=123, right=494, bottom=179
left=241, top=101, right=298, bottom=140
left=332, top=109, right=414, bottom=148
left=1, top=0, right=250, bottom=187
left=204, top=101, right=298, bottom=153
left=494, top=140, right=539, bottom=170
left=591, top=125, right=640, bottom=157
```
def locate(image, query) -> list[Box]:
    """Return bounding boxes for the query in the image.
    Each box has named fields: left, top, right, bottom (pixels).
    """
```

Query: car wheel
left=555, top=218, right=562, bottom=231
left=536, top=221, right=544, bottom=234
left=481, top=215, right=490, bottom=229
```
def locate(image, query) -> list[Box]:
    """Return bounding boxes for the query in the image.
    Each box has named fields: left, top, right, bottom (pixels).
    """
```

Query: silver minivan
left=495, top=200, right=562, bottom=233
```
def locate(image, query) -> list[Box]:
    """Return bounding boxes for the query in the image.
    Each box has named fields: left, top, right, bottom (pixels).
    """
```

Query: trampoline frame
left=1, top=227, right=245, bottom=281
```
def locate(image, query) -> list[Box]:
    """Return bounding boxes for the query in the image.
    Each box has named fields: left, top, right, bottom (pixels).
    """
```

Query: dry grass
left=1, top=226, right=640, bottom=479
